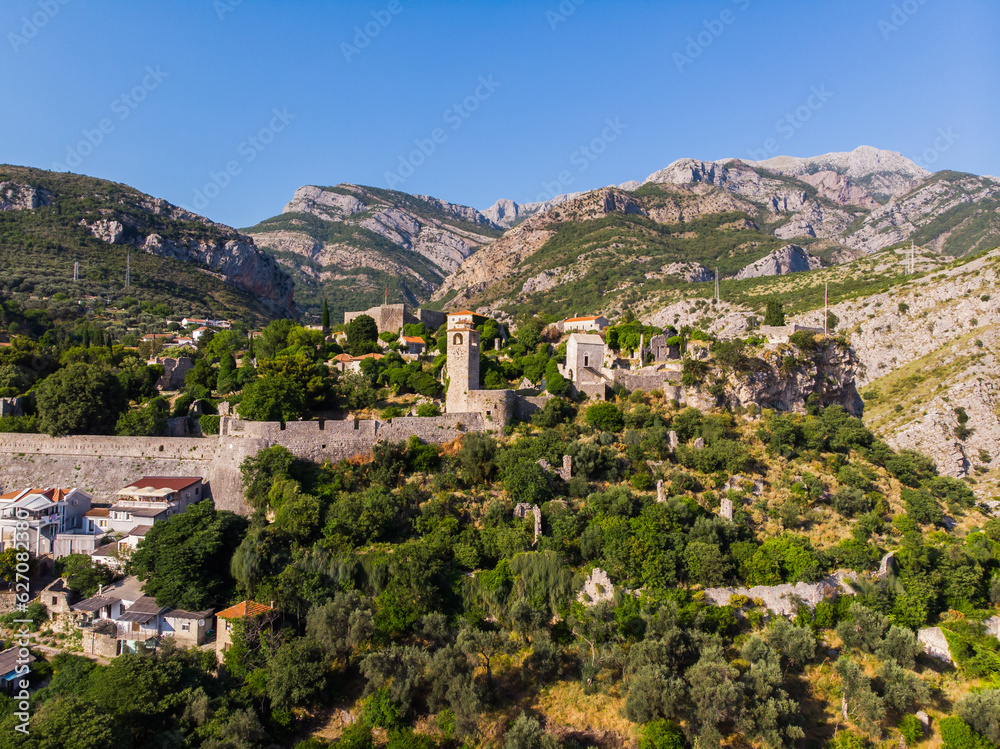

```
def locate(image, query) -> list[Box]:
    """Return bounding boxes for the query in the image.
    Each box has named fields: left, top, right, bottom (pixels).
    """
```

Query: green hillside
left=0, top=165, right=292, bottom=325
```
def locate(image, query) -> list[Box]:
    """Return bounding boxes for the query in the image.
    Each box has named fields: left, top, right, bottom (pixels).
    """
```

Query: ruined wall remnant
left=513, top=503, right=542, bottom=545
left=577, top=568, right=615, bottom=607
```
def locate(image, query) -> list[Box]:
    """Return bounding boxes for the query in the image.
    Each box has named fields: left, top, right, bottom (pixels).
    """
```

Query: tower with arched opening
left=446, top=321, right=480, bottom=413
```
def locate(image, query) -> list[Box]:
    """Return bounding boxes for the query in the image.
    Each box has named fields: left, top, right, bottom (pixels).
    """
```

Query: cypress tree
left=321, top=298, right=330, bottom=333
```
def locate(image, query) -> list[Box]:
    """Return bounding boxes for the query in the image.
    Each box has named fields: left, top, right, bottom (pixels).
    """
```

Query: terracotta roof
left=402, top=336, right=425, bottom=343
left=351, top=353, right=384, bottom=361
left=333, top=353, right=353, bottom=362
left=120, top=477, right=202, bottom=493
left=448, top=310, right=478, bottom=315
left=0, top=487, right=73, bottom=503
left=216, top=600, right=274, bottom=620
left=563, top=316, right=603, bottom=323
left=85, top=508, right=111, bottom=517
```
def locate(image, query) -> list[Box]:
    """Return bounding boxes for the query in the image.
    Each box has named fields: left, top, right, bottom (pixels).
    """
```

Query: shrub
left=199, top=414, right=221, bottom=435
left=416, top=402, right=441, bottom=417
left=380, top=406, right=404, bottom=419
left=585, top=402, right=624, bottom=431
left=640, top=719, right=687, bottom=749
left=898, top=714, right=924, bottom=746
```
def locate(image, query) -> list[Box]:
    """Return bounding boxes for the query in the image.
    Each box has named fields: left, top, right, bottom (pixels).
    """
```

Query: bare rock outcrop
left=734, top=244, right=822, bottom=280
left=0, top=182, right=52, bottom=211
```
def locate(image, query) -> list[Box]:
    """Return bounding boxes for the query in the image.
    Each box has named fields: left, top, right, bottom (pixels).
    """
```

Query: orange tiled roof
left=333, top=353, right=353, bottom=362
left=448, top=310, right=477, bottom=315
left=402, top=336, right=425, bottom=343
left=216, top=600, right=274, bottom=619
left=563, top=316, right=603, bottom=323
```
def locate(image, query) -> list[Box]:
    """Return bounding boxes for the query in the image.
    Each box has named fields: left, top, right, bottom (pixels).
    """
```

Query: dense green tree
left=321, top=298, right=331, bottom=332
left=763, top=299, right=786, bottom=327
left=36, top=362, right=128, bottom=435
left=346, top=314, right=379, bottom=356
left=238, top=375, right=306, bottom=422
left=56, top=554, right=118, bottom=598
left=129, top=500, right=249, bottom=609
left=115, top=396, right=169, bottom=437
left=268, top=638, right=328, bottom=710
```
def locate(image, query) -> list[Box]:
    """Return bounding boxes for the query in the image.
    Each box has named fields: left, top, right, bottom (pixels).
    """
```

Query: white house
left=560, top=315, right=609, bottom=333
left=0, top=487, right=93, bottom=556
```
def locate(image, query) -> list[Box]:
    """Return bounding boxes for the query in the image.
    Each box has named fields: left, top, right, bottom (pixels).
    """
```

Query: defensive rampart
left=0, top=413, right=487, bottom=516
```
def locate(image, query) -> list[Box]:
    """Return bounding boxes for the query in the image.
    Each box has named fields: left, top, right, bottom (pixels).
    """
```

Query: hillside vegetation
left=0, top=165, right=294, bottom=324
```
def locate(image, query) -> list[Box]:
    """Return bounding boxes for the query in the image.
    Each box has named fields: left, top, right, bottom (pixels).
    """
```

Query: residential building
left=40, top=578, right=75, bottom=615
left=192, top=326, right=212, bottom=341
left=216, top=600, right=275, bottom=661
left=401, top=335, right=427, bottom=355
left=0, top=488, right=93, bottom=556
left=71, top=575, right=214, bottom=655
left=560, top=315, right=609, bottom=332
left=345, top=352, right=384, bottom=374
left=330, top=352, right=354, bottom=372
left=0, top=647, right=35, bottom=696
left=88, top=476, right=205, bottom=536
left=162, top=608, right=214, bottom=646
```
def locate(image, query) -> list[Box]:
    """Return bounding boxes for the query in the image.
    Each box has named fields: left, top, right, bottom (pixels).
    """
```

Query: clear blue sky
left=2, top=0, right=997, bottom=228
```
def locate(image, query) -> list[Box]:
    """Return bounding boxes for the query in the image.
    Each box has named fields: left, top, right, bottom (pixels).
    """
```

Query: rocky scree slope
left=244, top=184, right=501, bottom=320
left=0, top=166, right=295, bottom=321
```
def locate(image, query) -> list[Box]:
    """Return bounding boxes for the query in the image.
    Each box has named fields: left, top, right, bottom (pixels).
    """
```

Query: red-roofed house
left=560, top=315, right=609, bottom=332
left=0, top=487, right=93, bottom=556
left=401, top=335, right=427, bottom=355
left=216, top=600, right=275, bottom=660
left=104, top=477, right=204, bottom=534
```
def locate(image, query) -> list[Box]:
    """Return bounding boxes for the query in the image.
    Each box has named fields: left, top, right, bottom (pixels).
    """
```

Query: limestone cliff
left=246, top=184, right=500, bottom=319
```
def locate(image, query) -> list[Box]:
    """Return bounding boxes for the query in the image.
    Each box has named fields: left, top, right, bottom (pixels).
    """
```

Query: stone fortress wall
left=0, top=413, right=487, bottom=516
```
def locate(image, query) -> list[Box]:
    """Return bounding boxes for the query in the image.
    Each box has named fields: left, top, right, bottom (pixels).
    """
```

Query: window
left=181, top=622, right=190, bottom=632
left=584, top=355, right=589, bottom=367
left=453, top=333, right=463, bottom=345
left=51, top=596, right=58, bottom=605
